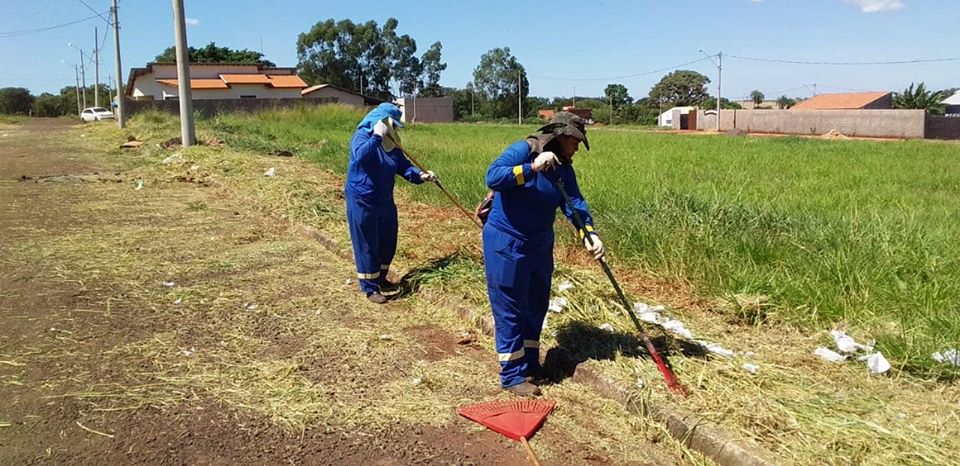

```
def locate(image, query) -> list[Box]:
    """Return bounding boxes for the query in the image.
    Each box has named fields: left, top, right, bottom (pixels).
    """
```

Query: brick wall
left=695, top=109, right=927, bottom=138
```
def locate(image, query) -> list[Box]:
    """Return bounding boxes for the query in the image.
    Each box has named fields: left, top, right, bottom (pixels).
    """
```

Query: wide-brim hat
left=536, top=111, right=589, bottom=150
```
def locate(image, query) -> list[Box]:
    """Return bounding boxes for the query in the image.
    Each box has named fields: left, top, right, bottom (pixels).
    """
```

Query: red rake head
left=457, top=399, right=556, bottom=441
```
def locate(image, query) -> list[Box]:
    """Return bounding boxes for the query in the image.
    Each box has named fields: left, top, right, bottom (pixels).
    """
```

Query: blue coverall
left=346, top=116, right=423, bottom=294
left=483, top=140, right=595, bottom=388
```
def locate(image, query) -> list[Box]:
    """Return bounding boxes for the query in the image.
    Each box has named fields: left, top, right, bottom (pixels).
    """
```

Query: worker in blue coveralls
left=483, top=112, right=605, bottom=396
left=347, top=103, right=437, bottom=304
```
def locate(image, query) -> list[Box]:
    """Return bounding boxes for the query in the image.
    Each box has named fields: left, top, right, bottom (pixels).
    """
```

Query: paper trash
left=859, top=352, right=891, bottom=374
left=557, top=280, right=574, bottom=293
left=932, top=348, right=960, bottom=367
left=548, top=297, right=568, bottom=313
left=815, top=347, right=847, bottom=363
left=660, top=319, right=694, bottom=340
left=598, top=323, right=615, bottom=333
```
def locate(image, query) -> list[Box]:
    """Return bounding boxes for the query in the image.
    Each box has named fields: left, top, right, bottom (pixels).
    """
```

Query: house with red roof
left=126, top=63, right=308, bottom=101
left=790, top=91, right=892, bottom=110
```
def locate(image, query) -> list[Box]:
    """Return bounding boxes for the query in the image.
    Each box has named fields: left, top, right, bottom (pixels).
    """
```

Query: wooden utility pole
left=517, top=70, right=522, bottom=126
left=112, top=0, right=125, bottom=127
left=94, top=27, right=100, bottom=108
left=172, top=0, right=195, bottom=145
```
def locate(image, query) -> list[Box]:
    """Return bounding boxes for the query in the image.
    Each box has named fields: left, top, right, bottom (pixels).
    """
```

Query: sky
left=2, top=0, right=958, bottom=102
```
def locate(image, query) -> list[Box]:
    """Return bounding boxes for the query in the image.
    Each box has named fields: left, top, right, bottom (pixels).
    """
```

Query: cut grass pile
left=212, top=105, right=960, bottom=379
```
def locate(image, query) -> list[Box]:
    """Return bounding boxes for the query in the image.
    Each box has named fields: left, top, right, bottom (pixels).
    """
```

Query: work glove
left=373, top=119, right=390, bottom=138
left=583, top=233, right=605, bottom=260
left=420, top=170, right=438, bottom=183
left=380, top=118, right=401, bottom=151
left=531, top=151, right=560, bottom=172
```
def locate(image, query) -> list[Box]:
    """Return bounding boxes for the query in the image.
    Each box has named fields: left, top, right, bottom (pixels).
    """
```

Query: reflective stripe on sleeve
left=513, top=165, right=525, bottom=185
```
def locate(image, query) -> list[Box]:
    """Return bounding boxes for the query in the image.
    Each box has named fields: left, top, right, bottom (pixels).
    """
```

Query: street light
left=61, top=60, right=82, bottom=116
left=699, top=49, right=722, bottom=132
left=68, top=43, right=87, bottom=108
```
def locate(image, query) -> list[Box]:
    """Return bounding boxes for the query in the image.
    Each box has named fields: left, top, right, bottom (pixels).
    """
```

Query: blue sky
left=2, top=0, right=957, bottom=101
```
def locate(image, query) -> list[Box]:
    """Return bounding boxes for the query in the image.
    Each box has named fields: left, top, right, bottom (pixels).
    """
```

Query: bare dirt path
left=0, top=120, right=675, bottom=465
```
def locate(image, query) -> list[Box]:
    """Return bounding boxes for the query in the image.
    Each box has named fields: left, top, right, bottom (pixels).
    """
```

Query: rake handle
left=386, top=134, right=483, bottom=229
left=520, top=437, right=542, bottom=466
left=549, top=172, right=687, bottom=398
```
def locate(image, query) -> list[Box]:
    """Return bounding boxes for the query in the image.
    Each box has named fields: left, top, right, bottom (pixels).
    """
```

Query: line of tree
left=295, top=18, right=446, bottom=101
left=0, top=86, right=115, bottom=117
left=154, top=42, right=275, bottom=66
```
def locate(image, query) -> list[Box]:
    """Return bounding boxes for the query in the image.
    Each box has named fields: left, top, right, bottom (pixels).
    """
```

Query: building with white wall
left=126, top=63, right=307, bottom=101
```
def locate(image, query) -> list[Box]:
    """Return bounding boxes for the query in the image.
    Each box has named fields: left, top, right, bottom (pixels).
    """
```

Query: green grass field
left=208, top=105, right=960, bottom=377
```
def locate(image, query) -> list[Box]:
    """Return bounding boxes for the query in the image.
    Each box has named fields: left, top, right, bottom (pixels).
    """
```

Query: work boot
left=504, top=381, right=541, bottom=397
left=366, top=292, right=388, bottom=304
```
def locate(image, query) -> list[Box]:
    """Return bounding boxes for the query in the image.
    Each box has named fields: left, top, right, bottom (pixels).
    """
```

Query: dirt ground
left=0, top=120, right=676, bottom=465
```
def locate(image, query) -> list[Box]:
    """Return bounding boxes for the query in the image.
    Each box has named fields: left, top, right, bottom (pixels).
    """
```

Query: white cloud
left=845, top=0, right=905, bottom=13
left=185, top=17, right=199, bottom=27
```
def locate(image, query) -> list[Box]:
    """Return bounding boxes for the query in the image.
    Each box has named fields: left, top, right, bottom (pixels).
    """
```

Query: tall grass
left=210, top=105, right=960, bottom=376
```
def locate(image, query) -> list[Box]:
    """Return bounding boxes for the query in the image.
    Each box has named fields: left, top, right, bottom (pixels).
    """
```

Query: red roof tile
left=791, top=92, right=891, bottom=110
left=268, top=75, right=307, bottom=88
left=219, top=74, right=272, bottom=84
left=156, top=78, right=229, bottom=89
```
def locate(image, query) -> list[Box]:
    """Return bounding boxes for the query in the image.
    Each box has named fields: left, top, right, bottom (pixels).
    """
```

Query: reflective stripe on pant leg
left=483, top=225, right=529, bottom=388
left=346, top=198, right=382, bottom=294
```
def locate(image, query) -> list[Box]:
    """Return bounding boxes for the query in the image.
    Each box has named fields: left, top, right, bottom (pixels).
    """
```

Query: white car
left=80, top=107, right=114, bottom=122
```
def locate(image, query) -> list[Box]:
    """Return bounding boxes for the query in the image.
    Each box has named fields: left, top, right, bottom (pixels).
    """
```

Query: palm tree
left=893, top=82, right=945, bottom=115
left=750, top=90, right=765, bottom=107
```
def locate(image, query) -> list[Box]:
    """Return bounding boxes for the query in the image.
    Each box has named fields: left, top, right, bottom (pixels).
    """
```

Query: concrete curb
left=297, top=224, right=779, bottom=466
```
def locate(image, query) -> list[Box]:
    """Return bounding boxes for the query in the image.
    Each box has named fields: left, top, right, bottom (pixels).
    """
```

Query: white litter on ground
left=815, top=347, right=847, bottom=363
left=133, top=179, right=144, bottom=190
left=831, top=330, right=874, bottom=354
left=548, top=297, right=568, bottom=313
left=859, top=352, right=891, bottom=374
left=660, top=319, right=695, bottom=340
left=161, top=152, right=183, bottom=165
left=700, top=341, right=735, bottom=358
left=932, top=348, right=960, bottom=367
left=244, top=303, right=258, bottom=311
left=173, top=298, right=182, bottom=305
left=162, top=281, right=175, bottom=288
left=742, top=363, right=759, bottom=374
left=264, top=167, right=276, bottom=177
left=557, top=280, right=574, bottom=293
left=598, top=323, right=615, bottom=333
left=180, top=347, right=196, bottom=357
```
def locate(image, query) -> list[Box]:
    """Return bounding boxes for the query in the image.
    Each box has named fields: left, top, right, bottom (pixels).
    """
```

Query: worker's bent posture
left=347, top=103, right=436, bottom=304
left=482, top=112, right=605, bottom=396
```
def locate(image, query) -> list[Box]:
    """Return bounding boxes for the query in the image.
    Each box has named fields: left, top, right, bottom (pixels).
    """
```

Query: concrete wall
left=124, top=97, right=336, bottom=118
left=396, top=96, right=454, bottom=123
left=302, top=86, right=365, bottom=108
left=694, top=109, right=927, bottom=138
left=925, top=115, right=960, bottom=140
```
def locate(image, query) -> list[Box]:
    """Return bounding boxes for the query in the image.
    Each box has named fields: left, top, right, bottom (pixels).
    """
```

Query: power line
left=0, top=12, right=105, bottom=38
left=528, top=56, right=713, bottom=82
left=727, top=53, right=960, bottom=66
left=75, top=0, right=112, bottom=25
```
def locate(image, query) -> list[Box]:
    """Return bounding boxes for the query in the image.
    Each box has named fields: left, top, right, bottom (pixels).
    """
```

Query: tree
left=604, top=83, right=633, bottom=123
left=750, top=90, right=765, bottom=107
left=155, top=42, right=275, bottom=67
left=702, top=97, right=741, bottom=110
left=473, top=47, right=528, bottom=119
left=893, top=82, right=945, bottom=115
left=649, top=70, right=710, bottom=107
left=776, top=95, right=797, bottom=109
left=0, top=87, right=34, bottom=115
left=418, top=42, right=447, bottom=97
left=296, top=18, right=444, bottom=101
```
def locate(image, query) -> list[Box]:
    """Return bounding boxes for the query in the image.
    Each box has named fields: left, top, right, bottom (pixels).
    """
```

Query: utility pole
left=70, top=43, right=87, bottom=109
left=73, top=65, right=81, bottom=116
left=517, top=70, right=522, bottom=126
left=94, top=27, right=100, bottom=107
left=573, top=86, right=576, bottom=107
left=112, top=0, right=126, bottom=127
left=172, top=0, right=195, bottom=145
left=699, top=49, right=722, bottom=131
